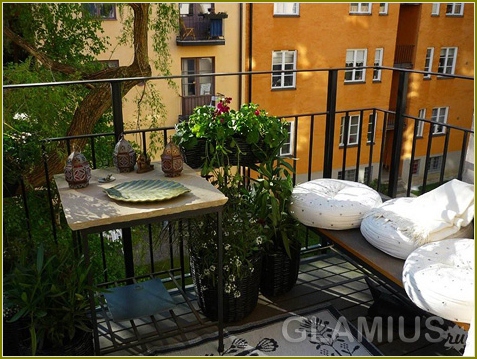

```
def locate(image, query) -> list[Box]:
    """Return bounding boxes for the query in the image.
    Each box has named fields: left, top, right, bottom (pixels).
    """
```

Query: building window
left=367, top=114, right=376, bottom=143
left=349, top=3, right=371, bottom=14
left=379, top=3, right=388, bottom=14
left=438, top=47, right=457, bottom=75
left=181, top=57, right=214, bottom=96
left=417, top=109, right=426, bottom=137
left=446, top=3, right=464, bottom=16
left=431, top=3, right=440, bottom=15
left=345, top=49, right=367, bottom=83
left=179, top=3, right=212, bottom=16
left=271, top=50, right=297, bottom=89
left=431, top=107, right=448, bottom=135
left=423, top=47, right=434, bottom=78
left=274, top=3, right=299, bottom=15
left=412, top=159, right=421, bottom=175
left=340, top=115, right=360, bottom=146
left=85, top=3, right=116, bottom=19
left=280, top=120, right=295, bottom=156
left=373, top=48, right=383, bottom=81
left=338, top=169, right=357, bottom=181
left=427, top=156, right=443, bottom=173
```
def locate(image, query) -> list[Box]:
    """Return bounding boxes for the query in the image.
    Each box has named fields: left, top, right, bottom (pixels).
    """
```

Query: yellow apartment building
left=96, top=2, right=474, bottom=186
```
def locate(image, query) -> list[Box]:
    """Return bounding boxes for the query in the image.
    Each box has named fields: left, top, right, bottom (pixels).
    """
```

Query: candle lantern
left=161, top=139, right=183, bottom=177
left=113, top=134, right=136, bottom=172
left=64, top=147, right=91, bottom=189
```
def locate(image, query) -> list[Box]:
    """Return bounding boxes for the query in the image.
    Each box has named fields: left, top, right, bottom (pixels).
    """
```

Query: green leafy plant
left=251, top=151, right=300, bottom=257
left=3, top=243, right=98, bottom=355
left=172, top=95, right=290, bottom=175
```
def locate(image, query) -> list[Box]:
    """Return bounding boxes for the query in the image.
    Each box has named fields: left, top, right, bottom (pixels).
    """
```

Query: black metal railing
left=3, top=66, right=474, bottom=283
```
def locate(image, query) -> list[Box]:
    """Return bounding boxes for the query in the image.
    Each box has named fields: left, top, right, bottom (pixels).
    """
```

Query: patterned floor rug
left=146, top=304, right=382, bottom=356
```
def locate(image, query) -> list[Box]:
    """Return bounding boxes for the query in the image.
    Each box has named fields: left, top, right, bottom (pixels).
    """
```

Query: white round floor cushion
left=289, top=179, right=382, bottom=230
left=403, top=238, right=474, bottom=323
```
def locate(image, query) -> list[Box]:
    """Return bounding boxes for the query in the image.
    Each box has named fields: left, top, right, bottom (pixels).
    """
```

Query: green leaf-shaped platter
left=104, top=180, right=190, bottom=202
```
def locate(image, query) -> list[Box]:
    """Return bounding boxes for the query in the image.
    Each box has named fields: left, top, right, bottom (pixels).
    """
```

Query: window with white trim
left=367, top=113, right=376, bottom=143
left=274, top=3, right=299, bottom=15
left=280, top=120, right=295, bottom=156
left=349, top=3, right=371, bottom=14
left=271, top=50, right=297, bottom=89
left=412, top=159, right=421, bottom=175
left=373, top=48, right=383, bottom=81
left=427, top=156, right=443, bottom=173
left=431, top=107, right=448, bottom=135
left=423, top=47, right=434, bottom=78
left=416, top=109, right=426, bottom=137
left=345, top=49, right=367, bottom=82
left=340, top=115, right=360, bottom=146
left=379, top=3, right=388, bottom=14
left=431, top=3, right=440, bottom=15
left=338, top=169, right=356, bottom=181
left=446, top=3, right=464, bottom=15
left=438, top=47, right=457, bottom=75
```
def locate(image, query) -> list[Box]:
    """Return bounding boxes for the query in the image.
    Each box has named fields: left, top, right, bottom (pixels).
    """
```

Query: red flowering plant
left=173, top=95, right=290, bottom=179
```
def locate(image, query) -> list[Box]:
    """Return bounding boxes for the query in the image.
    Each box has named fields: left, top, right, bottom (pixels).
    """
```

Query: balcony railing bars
left=3, top=66, right=473, bottom=281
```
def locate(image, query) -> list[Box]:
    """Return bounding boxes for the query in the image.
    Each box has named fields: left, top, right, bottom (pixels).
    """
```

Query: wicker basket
left=181, top=138, right=207, bottom=169
left=190, top=253, right=262, bottom=323
left=260, top=242, right=301, bottom=297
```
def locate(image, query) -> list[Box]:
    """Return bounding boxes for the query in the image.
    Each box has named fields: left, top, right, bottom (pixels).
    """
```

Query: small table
left=54, top=163, right=228, bottom=354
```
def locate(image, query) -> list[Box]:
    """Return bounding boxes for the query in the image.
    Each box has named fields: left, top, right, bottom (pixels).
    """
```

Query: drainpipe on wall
left=238, top=3, right=243, bottom=105
left=247, top=3, right=253, bottom=102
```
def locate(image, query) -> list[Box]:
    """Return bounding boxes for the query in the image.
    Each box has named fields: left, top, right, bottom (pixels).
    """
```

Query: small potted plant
left=173, top=95, right=290, bottom=173
left=250, top=150, right=302, bottom=297
left=4, top=243, right=97, bottom=355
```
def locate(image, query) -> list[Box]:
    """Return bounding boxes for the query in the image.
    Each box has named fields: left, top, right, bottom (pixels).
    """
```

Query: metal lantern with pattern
left=64, top=147, right=92, bottom=189
left=161, top=139, right=183, bottom=177
left=113, top=134, right=136, bottom=173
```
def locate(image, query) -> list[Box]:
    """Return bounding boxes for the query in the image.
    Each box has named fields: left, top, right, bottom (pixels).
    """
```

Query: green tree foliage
left=3, top=3, right=179, bottom=188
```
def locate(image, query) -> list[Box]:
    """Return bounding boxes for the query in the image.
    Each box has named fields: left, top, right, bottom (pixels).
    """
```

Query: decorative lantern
left=113, top=134, right=136, bottom=173
left=64, top=147, right=92, bottom=189
left=161, top=138, right=183, bottom=177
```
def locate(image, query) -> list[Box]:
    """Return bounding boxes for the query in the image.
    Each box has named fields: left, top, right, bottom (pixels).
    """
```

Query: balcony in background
left=176, top=13, right=228, bottom=46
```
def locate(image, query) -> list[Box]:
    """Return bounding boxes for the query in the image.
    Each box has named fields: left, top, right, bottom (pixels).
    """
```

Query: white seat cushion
left=361, top=179, right=475, bottom=259
left=402, top=238, right=474, bottom=323
left=289, top=179, right=382, bottom=230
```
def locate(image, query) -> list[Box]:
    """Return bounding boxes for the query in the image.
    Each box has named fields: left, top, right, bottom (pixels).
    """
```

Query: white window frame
left=373, top=48, right=383, bottom=81
left=423, top=47, right=434, bottom=78
left=417, top=109, right=426, bottom=137
left=271, top=50, right=297, bottom=89
left=349, top=3, right=371, bottom=14
left=367, top=113, right=376, bottom=143
left=274, top=3, right=299, bottom=15
left=379, top=3, right=388, bottom=15
left=431, top=3, right=440, bottom=15
left=427, top=156, right=443, bottom=173
left=338, top=169, right=357, bottom=181
left=437, top=47, right=457, bottom=75
left=446, top=3, right=464, bottom=16
left=431, top=107, right=448, bottom=135
left=340, top=115, right=361, bottom=146
left=345, top=49, right=367, bottom=83
left=280, top=120, right=295, bottom=156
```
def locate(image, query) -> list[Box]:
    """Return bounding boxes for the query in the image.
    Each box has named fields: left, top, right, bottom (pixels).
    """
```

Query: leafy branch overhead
left=3, top=3, right=179, bottom=188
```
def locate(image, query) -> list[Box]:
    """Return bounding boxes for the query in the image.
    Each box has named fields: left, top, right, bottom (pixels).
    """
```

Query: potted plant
left=3, top=242, right=97, bottom=355
left=172, top=96, right=290, bottom=172
left=250, top=150, right=302, bottom=297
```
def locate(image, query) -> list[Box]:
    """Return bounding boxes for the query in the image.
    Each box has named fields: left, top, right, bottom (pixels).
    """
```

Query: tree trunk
left=6, top=4, right=153, bottom=188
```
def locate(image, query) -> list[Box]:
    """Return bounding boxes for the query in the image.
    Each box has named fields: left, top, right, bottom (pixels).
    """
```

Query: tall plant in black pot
left=251, top=152, right=301, bottom=297
left=4, top=243, right=97, bottom=356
